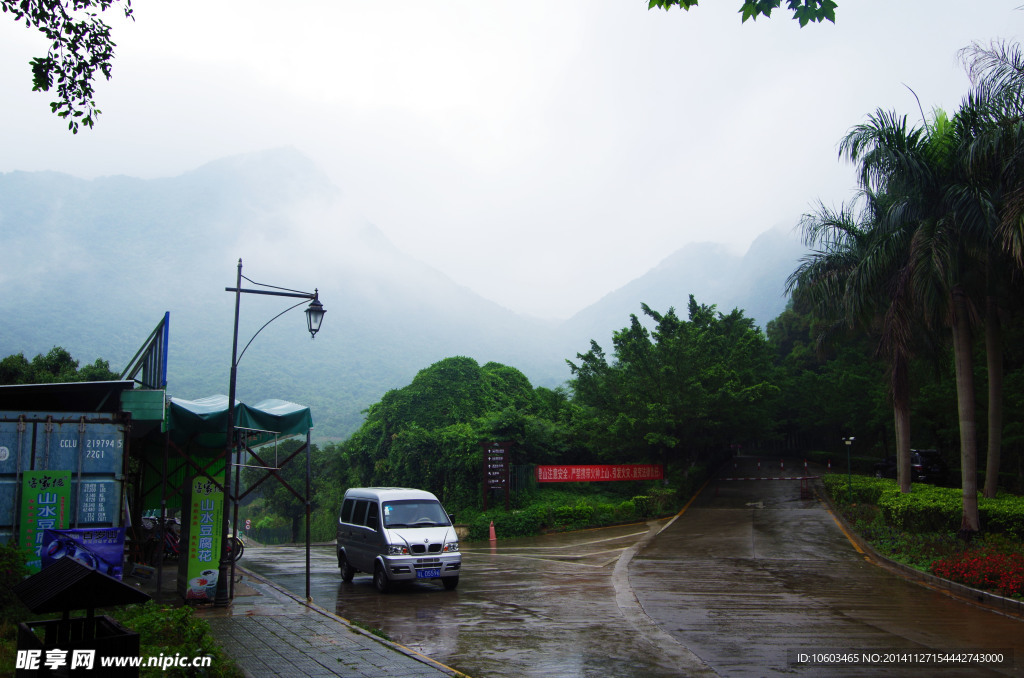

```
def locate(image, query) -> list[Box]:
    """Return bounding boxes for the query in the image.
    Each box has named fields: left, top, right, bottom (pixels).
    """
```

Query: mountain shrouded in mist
left=1, top=149, right=805, bottom=438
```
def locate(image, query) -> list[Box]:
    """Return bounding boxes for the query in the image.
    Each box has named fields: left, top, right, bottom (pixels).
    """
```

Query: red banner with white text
left=535, top=465, right=664, bottom=483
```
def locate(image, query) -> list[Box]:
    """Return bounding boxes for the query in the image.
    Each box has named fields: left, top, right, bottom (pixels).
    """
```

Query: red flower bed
left=930, top=551, right=1024, bottom=598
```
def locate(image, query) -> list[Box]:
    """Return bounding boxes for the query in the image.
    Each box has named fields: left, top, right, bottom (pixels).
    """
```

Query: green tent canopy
left=138, top=395, right=313, bottom=511
left=167, top=395, right=313, bottom=448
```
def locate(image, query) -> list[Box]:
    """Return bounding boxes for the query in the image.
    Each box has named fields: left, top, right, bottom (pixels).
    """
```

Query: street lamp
left=215, top=258, right=325, bottom=607
left=843, top=436, right=855, bottom=503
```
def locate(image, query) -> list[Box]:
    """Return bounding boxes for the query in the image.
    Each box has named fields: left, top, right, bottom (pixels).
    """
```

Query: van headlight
left=388, top=545, right=409, bottom=555
left=444, top=542, right=459, bottom=553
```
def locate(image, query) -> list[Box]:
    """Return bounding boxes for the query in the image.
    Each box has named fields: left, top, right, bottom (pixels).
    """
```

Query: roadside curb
left=814, top=479, right=1024, bottom=621
left=231, top=564, right=467, bottom=677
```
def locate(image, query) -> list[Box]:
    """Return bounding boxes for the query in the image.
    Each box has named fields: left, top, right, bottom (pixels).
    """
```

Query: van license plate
left=417, top=568, right=441, bottom=579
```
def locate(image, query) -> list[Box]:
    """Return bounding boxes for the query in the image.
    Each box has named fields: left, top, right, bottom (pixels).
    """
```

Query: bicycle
left=224, top=534, right=244, bottom=562
left=139, top=515, right=181, bottom=563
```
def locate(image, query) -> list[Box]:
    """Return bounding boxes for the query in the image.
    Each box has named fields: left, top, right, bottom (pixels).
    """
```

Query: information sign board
left=482, top=442, right=511, bottom=510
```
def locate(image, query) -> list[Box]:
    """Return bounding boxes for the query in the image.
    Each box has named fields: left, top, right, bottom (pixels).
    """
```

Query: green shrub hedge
left=823, top=473, right=1024, bottom=539
left=462, top=463, right=715, bottom=541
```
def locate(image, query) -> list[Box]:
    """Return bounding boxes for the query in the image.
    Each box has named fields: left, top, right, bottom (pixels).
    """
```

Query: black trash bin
left=13, top=558, right=150, bottom=677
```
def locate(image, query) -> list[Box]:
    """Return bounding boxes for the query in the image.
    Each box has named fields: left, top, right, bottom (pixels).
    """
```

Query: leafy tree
left=569, top=298, right=777, bottom=468
left=341, top=357, right=550, bottom=509
left=0, top=347, right=118, bottom=384
left=648, top=0, right=837, bottom=26
left=766, top=300, right=890, bottom=456
left=3, top=0, right=134, bottom=132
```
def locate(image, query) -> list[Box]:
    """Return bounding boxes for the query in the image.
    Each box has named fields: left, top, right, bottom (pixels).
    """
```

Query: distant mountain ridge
left=562, top=232, right=803, bottom=352
left=0, top=149, right=806, bottom=438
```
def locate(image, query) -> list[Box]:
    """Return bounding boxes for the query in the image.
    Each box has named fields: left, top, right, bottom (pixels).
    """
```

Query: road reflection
left=240, top=523, right=681, bottom=678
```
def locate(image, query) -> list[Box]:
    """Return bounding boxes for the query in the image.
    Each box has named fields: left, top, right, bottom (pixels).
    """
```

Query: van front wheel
left=442, top=576, right=459, bottom=591
left=373, top=564, right=390, bottom=593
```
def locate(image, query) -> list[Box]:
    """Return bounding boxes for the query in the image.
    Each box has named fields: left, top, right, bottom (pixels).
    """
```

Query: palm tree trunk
left=892, top=358, right=912, bottom=493
left=984, top=296, right=1003, bottom=498
left=951, top=288, right=980, bottom=533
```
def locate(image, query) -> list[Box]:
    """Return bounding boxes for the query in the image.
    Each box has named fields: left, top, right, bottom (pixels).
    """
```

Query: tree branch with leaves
left=3, top=0, right=133, bottom=132
left=648, top=0, right=837, bottom=27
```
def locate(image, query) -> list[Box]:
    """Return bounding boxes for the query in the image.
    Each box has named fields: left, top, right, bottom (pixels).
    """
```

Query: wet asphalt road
left=240, top=522, right=683, bottom=677
left=240, top=462, right=1024, bottom=677
left=633, top=459, right=1024, bottom=676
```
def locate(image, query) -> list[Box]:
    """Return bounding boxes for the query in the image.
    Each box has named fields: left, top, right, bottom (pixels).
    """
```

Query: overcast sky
left=1, top=1, right=1020, bottom=319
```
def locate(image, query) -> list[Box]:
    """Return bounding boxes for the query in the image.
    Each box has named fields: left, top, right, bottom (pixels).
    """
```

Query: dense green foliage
left=787, top=41, right=1024, bottom=531
left=823, top=474, right=1024, bottom=539
left=825, top=473, right=1024, bottom=599
left=569, top=298, right=777, bottom=466
left=113, top=603, right=244, bottom=678
left=340, top=356, right=567, bottom=510
left=0, top=346, right=119, bottom=384
left=0, top=543, right=28, bottom=625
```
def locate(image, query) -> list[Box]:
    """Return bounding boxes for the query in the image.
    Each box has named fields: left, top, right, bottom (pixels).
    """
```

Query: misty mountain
left=1, top=149, right=805, bottom=439
left=561, top=228, right=806, bottom=354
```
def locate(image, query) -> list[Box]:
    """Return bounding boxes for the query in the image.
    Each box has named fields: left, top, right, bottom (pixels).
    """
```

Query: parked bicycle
left=225, top=534, right=245, bottom=562
left=139, top=515, right=181, bottom=563
left=139, top=515, right=243, bottom=563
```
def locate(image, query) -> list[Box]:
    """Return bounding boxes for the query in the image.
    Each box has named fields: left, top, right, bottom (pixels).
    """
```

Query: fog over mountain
left=1, top=149, right=806, bottom=438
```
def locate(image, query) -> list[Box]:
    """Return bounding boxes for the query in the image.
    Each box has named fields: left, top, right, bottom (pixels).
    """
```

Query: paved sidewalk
left=195, top=568, right=463, bottom=678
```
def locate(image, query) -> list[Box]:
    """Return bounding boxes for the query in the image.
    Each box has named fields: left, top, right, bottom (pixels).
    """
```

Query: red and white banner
left=535, top=464, right=664, bottom=483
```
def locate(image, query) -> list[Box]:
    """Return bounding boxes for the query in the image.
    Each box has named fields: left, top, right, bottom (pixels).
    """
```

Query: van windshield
left=382, top=500, right=451, bottom=528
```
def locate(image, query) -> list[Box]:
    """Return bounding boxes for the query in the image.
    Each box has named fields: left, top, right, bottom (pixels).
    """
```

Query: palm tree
left=958, top=40, right=1024, bottom=498
left=840, top=108, right=987, bottom=533
left=787, top=194, right=918, bottom=493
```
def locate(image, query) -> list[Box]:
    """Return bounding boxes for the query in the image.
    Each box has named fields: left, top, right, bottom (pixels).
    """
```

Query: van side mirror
left=448, top=513, right=455, bottom=523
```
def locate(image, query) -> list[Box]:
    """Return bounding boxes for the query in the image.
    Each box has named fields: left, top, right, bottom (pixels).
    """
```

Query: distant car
left=873, top=449, right=947, bottom=484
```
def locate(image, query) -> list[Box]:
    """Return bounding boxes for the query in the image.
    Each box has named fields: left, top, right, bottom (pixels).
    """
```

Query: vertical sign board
left=19, top=470, right=72, bottom=573
left=183, top=475, right=224, bottom=602
left=482, top=442, right=510, bottom=511
left=1, top=413, right=126, bottom=573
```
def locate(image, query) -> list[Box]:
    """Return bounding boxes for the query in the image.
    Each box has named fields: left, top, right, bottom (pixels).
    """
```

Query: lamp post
left=843, top=436, right=855, bottom=503
left=215, top=258, right=325, bottom=607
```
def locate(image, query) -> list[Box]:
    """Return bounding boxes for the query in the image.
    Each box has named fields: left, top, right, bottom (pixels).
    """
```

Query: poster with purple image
left=41, top=528, right=125, bottom=580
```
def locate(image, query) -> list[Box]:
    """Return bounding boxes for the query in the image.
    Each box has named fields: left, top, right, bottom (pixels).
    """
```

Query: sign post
left=482, top=442, right=511, bottom=511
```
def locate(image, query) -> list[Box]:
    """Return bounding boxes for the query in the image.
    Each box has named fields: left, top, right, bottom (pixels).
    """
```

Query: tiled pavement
left=196, top=569, right=462, bottom=678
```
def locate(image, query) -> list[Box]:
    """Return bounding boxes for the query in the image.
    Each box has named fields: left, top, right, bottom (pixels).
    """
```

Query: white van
left=336, top=487, right=461, bottom=592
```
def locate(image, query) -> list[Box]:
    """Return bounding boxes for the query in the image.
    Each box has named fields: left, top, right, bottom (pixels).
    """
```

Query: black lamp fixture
left=305, top=292, right=325, bottom=338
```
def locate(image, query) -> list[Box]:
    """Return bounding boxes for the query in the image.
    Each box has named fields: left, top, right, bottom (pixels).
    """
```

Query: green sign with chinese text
left=20, top=470, right=72, bottom=573
left=185, top=475, right=223, bottom=601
